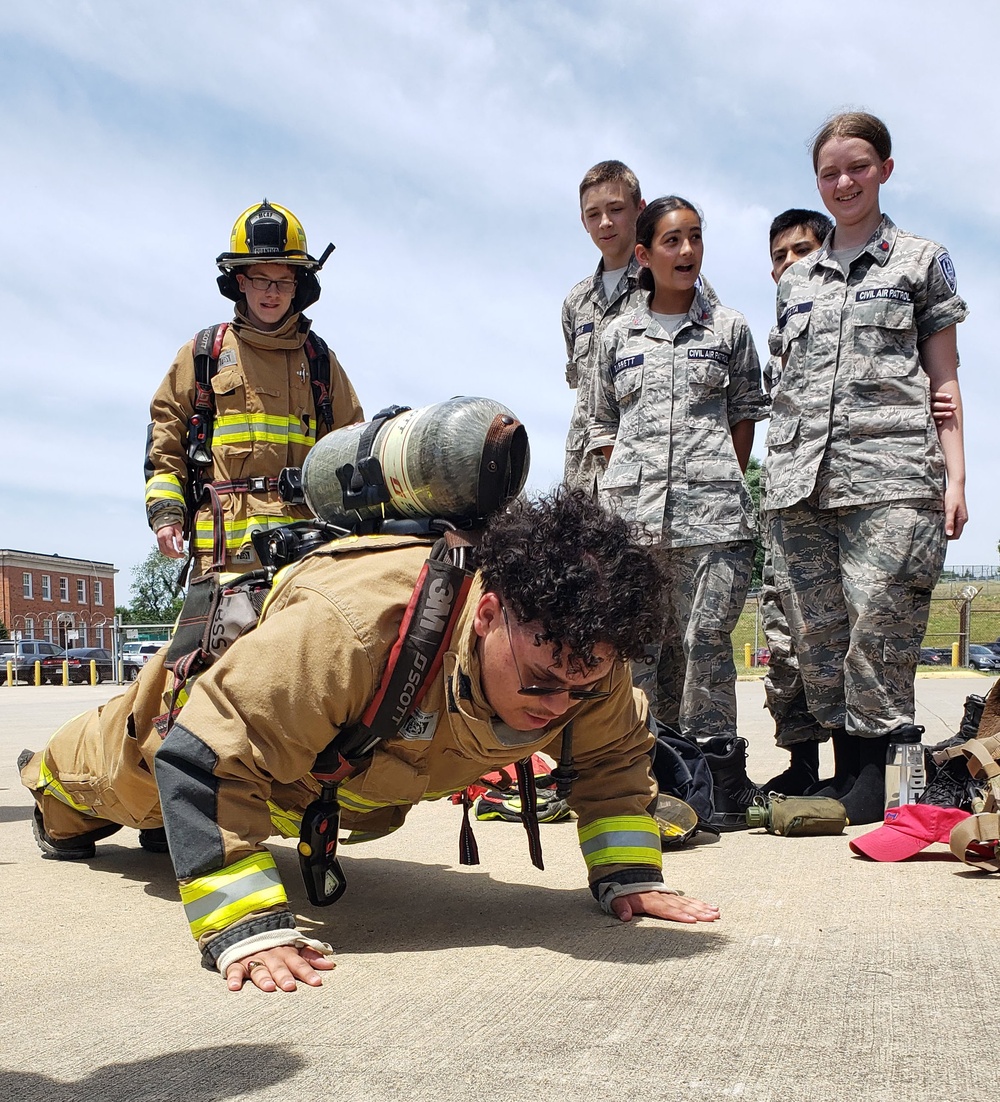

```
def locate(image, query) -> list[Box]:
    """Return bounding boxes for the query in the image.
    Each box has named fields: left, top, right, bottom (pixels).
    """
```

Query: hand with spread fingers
left=227, top=946, right=336, bottom=992
left=611, top=890, right=721, bottom=924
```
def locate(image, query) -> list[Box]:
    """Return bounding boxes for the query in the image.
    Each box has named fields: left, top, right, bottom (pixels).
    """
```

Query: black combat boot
left=760, top=740, right=820, bottom=797
left=806, top=728, right=856, bottom=798
left=918, top=695, right=988, bottom=810
left=840, top=733, right=893, bottom=826
left=698, top=735, right=767, bottom=832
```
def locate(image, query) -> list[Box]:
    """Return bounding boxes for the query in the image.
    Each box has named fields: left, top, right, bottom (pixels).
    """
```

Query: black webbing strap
left=304, top=332, right=334, bottom=431
left=458, top=789, right=481, bottom=866
left=336, top=404, right=411, bottom=514
left=515, top=757, right=544, bottom=870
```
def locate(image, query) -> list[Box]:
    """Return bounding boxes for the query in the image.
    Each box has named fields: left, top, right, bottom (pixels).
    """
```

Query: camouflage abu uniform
left=562, top=257, right=643, bottom=496
left=759, top=353, right=826, bottom=748
left=765, top=214, right=968, bottom=737
left=590, top=290, right=768, bottom=739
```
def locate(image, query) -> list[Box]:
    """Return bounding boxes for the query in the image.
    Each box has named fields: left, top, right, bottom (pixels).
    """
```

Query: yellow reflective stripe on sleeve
left=577, top=815, right=662, bottom=872
left=192, top=514, right=295, bottom=552
left=179, top=851, right=287, bottom=941
left=38, top=756, right=94, bottom=814
left=267, top=801, right=302, bottom=839
left=144, top=473, right=186, bottom=504
left=335, top=786, right=397, bottom=814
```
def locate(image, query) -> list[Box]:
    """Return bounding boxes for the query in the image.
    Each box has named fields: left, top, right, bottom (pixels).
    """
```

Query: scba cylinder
left=302, top=397, right=530, bottom=528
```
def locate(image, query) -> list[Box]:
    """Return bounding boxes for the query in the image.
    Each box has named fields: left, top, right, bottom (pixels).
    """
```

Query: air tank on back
left=301, top=396, right=530, bottom=529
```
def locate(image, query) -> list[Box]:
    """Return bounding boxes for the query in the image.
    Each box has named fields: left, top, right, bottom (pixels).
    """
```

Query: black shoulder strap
left=303, top=330, right=334, bottom=431
left=312, top=550, right=473, bottom=780
left=192, top=323, right=229, bottom=416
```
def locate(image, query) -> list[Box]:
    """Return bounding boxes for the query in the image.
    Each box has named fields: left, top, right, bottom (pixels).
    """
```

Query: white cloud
left=1, top=0, right=998, bottom=601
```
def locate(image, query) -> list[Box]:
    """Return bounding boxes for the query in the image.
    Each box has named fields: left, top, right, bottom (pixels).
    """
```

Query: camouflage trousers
left=760, top=549, right=831, bottom=748
left=632, top=540, right=753, bottom=740
left=767, top=497, right=946, bottom=738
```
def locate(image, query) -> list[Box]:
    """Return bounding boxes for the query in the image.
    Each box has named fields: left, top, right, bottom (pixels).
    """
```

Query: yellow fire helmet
left=216, top=199, right=334, bottom=309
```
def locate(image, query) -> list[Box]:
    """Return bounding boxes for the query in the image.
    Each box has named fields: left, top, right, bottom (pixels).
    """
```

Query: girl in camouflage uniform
left=589, top=196, right=768, bottom=744
left=765, top=112, right=968, bottom=824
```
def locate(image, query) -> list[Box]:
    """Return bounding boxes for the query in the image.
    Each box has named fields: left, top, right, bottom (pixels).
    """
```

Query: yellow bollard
left=61, top=659, right=69, bottom=686
left=5, top=660, right=12, bottom=685
left=89, top=660, right=97, bottom=685
left=744, top=642, right=753, bottom=668
left=952, top=642, right=960, bottom=668
left=34, top=661, right=41, bottom=686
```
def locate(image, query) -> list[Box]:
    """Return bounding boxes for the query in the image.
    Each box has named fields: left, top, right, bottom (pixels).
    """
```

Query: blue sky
left=2, top=0, right=998, bottom=603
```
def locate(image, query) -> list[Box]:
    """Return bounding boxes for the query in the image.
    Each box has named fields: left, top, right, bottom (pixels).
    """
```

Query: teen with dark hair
left=20, top=488, right=719, bottom=991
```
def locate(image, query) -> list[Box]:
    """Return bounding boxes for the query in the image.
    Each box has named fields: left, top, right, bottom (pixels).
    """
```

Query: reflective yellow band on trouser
left=179, top=851, right=287, bottom=941
left=38, top=756, right=95, bottom=815
left=577, top=815, right=662, bottom=872
left=144, top=472, right=186, bottom=505
left=192, top=513, right=294, bottom=553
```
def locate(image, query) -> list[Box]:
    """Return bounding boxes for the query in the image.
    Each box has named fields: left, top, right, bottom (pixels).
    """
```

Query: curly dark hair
left=479, top=487, right=664, bottom=672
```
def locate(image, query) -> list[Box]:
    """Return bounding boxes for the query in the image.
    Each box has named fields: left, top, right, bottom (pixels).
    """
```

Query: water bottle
left=885, top=724, right=927, bottom=809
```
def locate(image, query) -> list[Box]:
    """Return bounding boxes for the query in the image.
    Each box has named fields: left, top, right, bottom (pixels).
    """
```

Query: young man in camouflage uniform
left=561, top=161, right=646, bottom=497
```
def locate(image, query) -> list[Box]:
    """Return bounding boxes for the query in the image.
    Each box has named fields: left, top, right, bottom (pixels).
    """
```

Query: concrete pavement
left=1, top=675, right=998, bottom=1102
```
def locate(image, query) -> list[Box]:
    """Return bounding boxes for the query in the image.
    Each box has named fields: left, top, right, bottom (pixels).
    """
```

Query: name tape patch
left=611, top=353, right=644, bottom=378
left=778, top=301, right=813, bottom=330
left=688, top=348, right=731, bottom=365
left=217, top=349, right=238, bottom=369
left=574, top=322, right=594, bottom=340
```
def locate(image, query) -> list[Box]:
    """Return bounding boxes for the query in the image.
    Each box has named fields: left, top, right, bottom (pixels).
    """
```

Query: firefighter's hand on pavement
left=156, top=524, right=186, bottom=559
left=226, top=945, right=337, bottom=992
left=611, top=891, right=720, bottom=924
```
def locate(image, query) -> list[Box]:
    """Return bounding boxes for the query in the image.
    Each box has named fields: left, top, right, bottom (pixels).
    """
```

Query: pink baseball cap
left=849, top=804, right=972, bottom=862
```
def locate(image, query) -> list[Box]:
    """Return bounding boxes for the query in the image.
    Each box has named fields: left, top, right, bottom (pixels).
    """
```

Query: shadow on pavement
left=0, top=1043, right=305, bottom=1102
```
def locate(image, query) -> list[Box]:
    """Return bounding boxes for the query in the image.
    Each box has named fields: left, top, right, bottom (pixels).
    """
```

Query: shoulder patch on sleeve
left=937, top=252, right=958, bottom=293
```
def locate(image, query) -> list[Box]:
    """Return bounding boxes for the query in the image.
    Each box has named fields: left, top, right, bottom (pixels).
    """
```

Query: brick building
left=0, top=549, right=117, bottom=649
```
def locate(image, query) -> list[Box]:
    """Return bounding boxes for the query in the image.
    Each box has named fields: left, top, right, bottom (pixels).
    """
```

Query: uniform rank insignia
left=611, top=353, right=643, bottom=378
left=937, top=252, right=958, bottom=293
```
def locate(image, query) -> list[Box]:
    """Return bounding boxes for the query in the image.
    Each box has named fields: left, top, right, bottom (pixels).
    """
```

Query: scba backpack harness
left=185, top=322, right=336, bottom=571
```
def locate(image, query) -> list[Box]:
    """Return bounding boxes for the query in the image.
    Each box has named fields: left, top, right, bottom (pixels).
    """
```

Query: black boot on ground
left=807, top=728, right=856, bottom=798
left=840, top=733, right=892, bottom=826
left=761, top=740, right=820, bottom=797
left=31, top=807, right=123, bottom=860
left=699, top=735, right=767, bottom=832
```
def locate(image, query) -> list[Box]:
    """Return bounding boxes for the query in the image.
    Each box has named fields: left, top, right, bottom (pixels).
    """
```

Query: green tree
left=0, top=619, right=8, bottom=640
left=745, top=456, right=765, bottom=590
left=124, top=550, right=185, bottom=624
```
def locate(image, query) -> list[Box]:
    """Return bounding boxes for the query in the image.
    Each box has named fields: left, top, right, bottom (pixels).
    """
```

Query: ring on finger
left=246, top=960, right=264, bottom=972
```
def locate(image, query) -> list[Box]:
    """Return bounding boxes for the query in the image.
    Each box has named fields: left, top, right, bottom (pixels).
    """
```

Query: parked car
left=983, top=640, right=1000, bottom=659
left=40, top=647, right=115, bottom=685
left=968, top=645, right=1000, bottom=672
left=0, top=639, right=66, bottom=683
left=122, top=641, right=169, bottom=681
left=919, top=647, right=951, bottom=666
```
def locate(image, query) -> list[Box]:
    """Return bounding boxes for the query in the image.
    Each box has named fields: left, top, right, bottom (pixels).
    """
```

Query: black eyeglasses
left=500, top=603, right=611, bottom=701
left=242, top=276, right=297, bottom=294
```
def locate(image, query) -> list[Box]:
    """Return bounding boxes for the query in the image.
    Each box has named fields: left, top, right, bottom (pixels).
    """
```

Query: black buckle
left=247, top=476, right=269, bottom=493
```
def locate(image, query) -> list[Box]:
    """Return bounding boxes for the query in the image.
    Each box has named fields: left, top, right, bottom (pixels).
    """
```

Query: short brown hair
left=578, top=160, right=642, bottom=207
left=811, top=112, right=892, bottom=172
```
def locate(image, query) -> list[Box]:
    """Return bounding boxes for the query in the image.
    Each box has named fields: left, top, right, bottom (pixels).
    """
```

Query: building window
left=94, top=580, right=104, bottom=605
left=43, top=619, right=53, bottom=642
left=41, top=575, right=51, bottom=601
left=96, top=626, right=105, bottom=647
left=77, top=579, right=87, bottom=604
left=25, top=617, right=35, bottom=639
left=79, top=623, right=88, bottom=646
left=59, top=578, right=69, bottom=602
left=23, top=573, right=33, bottom=599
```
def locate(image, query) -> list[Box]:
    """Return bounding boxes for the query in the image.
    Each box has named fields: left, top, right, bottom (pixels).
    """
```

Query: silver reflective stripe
left=580, top=829, right=658, bottom=858
left=182, top=863, right=283, bottom=923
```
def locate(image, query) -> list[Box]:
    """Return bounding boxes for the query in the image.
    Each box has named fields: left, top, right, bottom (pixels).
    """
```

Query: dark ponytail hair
left=635, top=196, right=702, bottom=293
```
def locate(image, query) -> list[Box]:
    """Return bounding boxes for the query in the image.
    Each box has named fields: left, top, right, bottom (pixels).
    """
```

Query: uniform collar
left=232, top=305, right=311, bottom=350
left=590, top=255, right=640, bottom=306
left=813, top=213, right=898, bottom=273
left=630, top=286, right=714, bottom=337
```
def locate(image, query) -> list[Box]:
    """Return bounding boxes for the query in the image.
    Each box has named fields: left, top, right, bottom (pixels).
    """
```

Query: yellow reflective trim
left=577, top=815, right=658, bottom=843
left=180, top=851, right=287, bottom=940
left=336, top=787, right=396, bottom=813
left=577, top=815, right=661, bottom=872
left=581, top=845, right=662, bottom=872
left=38, top=757, right=93, bottom=814
left=144, top=473, right=186, bottom=503
left=267, top=801, right=302, bottom=839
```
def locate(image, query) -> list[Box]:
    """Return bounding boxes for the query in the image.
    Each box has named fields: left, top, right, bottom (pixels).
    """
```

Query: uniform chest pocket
left=777, top=307, right=812, bottom=357
left=210, top=366, right=252, bottom=456
left=852, top=296, right=917, bottom=378
left=688, top=359, right=730, bottom=392
left=612, top=365, right=643, bottom=404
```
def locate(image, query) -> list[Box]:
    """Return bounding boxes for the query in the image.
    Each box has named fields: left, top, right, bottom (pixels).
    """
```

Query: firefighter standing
left=144, top=199, right=364, bottom=574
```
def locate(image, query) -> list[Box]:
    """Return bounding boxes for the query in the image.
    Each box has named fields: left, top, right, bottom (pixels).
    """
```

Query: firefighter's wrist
left=147, top=501, right=186, bottom=532
left=214, top=930, right=335, bottom=974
